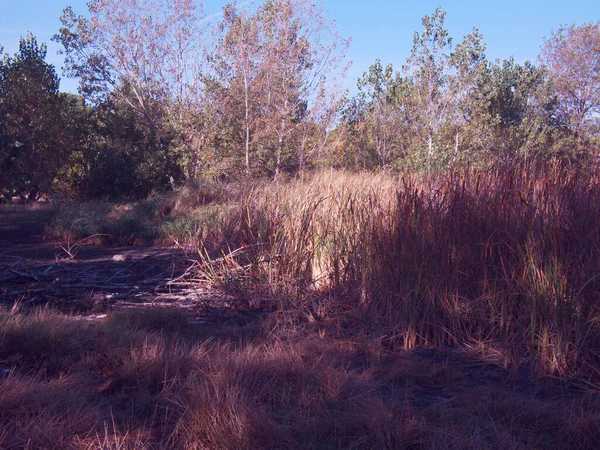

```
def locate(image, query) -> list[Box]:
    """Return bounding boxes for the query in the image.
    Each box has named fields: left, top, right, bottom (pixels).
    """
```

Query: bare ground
left=0, top=206, right=238, bottom=316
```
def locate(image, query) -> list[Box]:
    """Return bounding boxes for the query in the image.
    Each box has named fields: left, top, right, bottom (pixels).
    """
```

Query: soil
left=0, top=206, right=57, bottom=261
left=0, top=206, right=215, bottom=314
left=0, top=205, right=164, bottom=264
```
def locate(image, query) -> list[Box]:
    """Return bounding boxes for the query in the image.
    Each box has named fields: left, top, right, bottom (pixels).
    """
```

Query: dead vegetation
left=0, top=250, right=203, bottom=310
left=1, top=307, right=600, bottom=449
left=49, top=166, right=600, bottom=382
left=4, top=165, right=600, bottom=447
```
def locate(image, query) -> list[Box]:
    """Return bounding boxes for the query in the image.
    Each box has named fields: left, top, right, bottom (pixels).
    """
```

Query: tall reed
left=190, top=166, right=600, bottom=380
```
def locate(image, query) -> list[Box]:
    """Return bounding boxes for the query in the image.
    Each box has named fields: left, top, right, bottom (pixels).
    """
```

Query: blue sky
left=1, top=0, right=598, bottom=94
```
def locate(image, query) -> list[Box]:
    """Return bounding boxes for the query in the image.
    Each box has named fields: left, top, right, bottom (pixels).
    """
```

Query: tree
left=448, top=28, right=488, bottom=164
left=353, top=60, right=403, bottom=167
left=0, top=33, right=63, bottom=200
left=50, top=93, right=99, bottom=200
left=484, top=58, right=560, bottom=162
left=54, top=0, right=212, bottom=186
left=259, top=0, right=349, bottom=178
left=214, top=0, right=350, bottom=178
left=540, top=22, right=600, bottom=149
left=213, top=3, right=264, bottom=176
left=404, top=6, right=453, bottom=169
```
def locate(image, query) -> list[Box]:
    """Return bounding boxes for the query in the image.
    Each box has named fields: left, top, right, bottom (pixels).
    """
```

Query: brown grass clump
left=0, top=308, right=95, bottom=376
left=172, top=165, right=600, bottom=383
left=0, top=373, right=104, bottom=449
left=1, top=307, right=600, bottom=448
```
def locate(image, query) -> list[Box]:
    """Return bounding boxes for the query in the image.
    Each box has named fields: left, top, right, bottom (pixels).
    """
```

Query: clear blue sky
left=1, top=0, right=598, bottom=94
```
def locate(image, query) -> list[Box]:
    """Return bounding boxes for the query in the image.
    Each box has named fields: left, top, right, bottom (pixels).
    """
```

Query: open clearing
left=1, top=205, right=600, bottom=449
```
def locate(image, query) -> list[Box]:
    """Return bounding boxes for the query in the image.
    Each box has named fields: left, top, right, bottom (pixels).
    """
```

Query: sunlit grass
left=48, top=165, right=600, bottom=381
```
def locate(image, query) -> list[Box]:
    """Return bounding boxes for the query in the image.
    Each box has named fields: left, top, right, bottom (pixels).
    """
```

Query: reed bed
left=47, top=165, right=600, bottom=382
left=176, top=166, right=600, bottom=382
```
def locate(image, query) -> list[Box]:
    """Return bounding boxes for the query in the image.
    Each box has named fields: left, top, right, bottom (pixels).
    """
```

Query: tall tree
left=354, top=60, right=403, bottom=167
left=540, top=22, right=600, bottom=148
left=214, top=0, right=350, bottom=178
left=259, top=0, right=349, bottom=178
left=404, top=6, right=453, bottom=168
left=0, top=33, right=62, bottom=200
left=448, top=28, right=488, bottom=164
left=214, top=3, right=264, bottom=176
left=54, top=0, right=212, bottom=185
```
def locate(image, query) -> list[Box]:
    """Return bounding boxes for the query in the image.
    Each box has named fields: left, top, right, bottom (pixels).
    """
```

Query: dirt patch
left=0, top=205, right=156, bottom=264
left=0, top=206, right=227, bottom=314
left=0, top=205, right=57, bottom=261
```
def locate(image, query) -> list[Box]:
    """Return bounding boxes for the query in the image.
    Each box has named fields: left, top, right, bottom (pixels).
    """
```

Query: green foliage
left=52, top=89, right=186, bottom=201
left=340, top=7, right=582, bottom=171
left=483, top=58, right=565, bottom=162
left=1, top=5, right=598, bottom=200
left=83, top=95, right=180, bottom=199
left=0, top=33, right=63, bottom=200
left=48, top=200, right=157, bottom=244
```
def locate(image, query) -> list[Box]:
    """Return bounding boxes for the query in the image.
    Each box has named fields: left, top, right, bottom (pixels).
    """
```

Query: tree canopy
left=0, top=4, right=598, bottom=201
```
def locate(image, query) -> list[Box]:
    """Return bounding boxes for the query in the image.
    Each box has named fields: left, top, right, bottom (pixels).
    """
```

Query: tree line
left=1, top=1, right=599, bottom=201
left=341, top=8, right=599, bottom=171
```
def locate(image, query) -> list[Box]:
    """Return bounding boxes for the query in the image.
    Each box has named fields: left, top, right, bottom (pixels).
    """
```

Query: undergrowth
left=47, top=165, right=600, bottom=383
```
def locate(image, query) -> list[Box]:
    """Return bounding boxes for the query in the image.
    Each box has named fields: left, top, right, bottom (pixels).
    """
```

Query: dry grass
left=163, top=165, right=600, bottom=384
left=1, top=306, right=600, bottom=449
left=22, top=164, right=600, bottom=447
left=47, top=166, right=600, bottom=382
